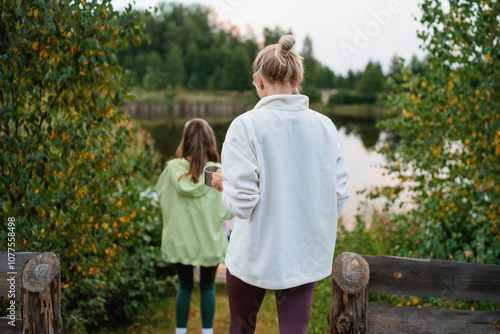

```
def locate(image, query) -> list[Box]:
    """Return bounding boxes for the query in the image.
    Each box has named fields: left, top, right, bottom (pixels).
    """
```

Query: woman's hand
left=211, top=169, right=224, bottom=192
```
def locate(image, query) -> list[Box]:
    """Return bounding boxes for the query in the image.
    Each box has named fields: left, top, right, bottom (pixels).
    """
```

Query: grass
left=98, top=279, right=337, bottom=334
left=98, top=283, right=281, bottom=334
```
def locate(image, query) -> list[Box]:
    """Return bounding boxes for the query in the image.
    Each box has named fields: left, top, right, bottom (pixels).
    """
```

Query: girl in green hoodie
left=155, top=118, right=233, bottom=334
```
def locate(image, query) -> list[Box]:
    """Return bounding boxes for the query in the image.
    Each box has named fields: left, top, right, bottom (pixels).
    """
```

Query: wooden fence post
left=329, top=252, right=370, bottom=334
left=21, top=252, right=63, bottom=334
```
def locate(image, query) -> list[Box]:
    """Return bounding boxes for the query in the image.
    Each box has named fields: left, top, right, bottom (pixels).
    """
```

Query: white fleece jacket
left=221, top=94, right=349, bottom=289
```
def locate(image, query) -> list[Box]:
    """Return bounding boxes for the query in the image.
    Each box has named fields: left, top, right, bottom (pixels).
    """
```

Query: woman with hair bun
left=212, top=35, right=350, bottom=333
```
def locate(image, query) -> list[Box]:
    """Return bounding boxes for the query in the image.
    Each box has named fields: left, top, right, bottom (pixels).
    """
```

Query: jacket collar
left=254, top=94, right=309, bottom=111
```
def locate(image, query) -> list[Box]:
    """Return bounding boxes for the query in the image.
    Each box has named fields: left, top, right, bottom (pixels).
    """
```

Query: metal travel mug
left=204, top=165, right=220, bottom=187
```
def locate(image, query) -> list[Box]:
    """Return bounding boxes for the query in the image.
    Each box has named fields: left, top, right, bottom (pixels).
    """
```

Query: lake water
left=138, top=114, right=393, bottom=228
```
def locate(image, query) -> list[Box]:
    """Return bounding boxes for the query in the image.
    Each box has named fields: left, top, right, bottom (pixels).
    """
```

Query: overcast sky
left=111, top=0, right=429, bottom=75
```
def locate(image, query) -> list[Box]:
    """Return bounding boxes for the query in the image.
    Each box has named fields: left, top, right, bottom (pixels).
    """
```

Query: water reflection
left=144, top=116, right=381, bottom=159
left=140, top=115, right=389, bottom=227
left=329, top=115, right=381, bottom=150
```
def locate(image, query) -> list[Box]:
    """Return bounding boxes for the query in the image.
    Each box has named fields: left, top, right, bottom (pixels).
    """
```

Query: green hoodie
left=155, top=158, right=233, bottom=266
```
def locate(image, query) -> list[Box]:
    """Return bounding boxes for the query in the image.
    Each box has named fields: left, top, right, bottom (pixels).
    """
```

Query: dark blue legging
left=226, top=269, right=316, bottom=334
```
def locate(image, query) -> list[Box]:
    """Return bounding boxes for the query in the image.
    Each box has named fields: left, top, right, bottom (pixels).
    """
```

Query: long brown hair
left=175, top=118, right=220, bottom=183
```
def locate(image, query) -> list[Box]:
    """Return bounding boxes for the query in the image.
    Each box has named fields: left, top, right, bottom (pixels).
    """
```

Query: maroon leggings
left=226, top=269, right=316, bottom=334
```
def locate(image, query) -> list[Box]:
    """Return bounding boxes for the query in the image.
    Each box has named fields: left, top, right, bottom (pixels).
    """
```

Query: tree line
left=117, top=2, right=424, bottom=104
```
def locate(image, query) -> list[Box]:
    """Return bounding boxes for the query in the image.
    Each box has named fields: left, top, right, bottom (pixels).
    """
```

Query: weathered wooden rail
left=0, top=252, right=63, bottom=334
left=329, top=252, right=500, bottom=333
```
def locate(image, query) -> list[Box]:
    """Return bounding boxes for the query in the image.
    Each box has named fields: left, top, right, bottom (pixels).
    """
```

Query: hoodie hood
left=166, top=158, right=219, bottom=198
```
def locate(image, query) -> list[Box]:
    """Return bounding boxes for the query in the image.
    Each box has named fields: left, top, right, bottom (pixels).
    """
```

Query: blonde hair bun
left=277, top=35, right=295, bottom=58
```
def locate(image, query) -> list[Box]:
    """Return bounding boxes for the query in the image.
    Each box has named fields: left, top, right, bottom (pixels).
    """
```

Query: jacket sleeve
left=221, top=119, right=260, bottom=219
left=336, top=135, right=349, bottom=212
left=220, top=203, right=235, bottom=221
left=155, top=163, right=169, bottom=204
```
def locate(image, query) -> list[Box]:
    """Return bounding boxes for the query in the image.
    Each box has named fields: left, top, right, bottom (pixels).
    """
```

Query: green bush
left=328, top=89, right=377, bottom=105
left=0, top=0, right=170, bottom=331
left=328, top=89, right=354, bottom=105
left=378, top=0, right=500, bottom=265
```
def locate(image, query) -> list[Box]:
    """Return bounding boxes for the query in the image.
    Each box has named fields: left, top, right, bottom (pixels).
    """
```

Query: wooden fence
left=0, top=252, right=63, bottom=334
left=328, top=252, right=500, bottom=334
